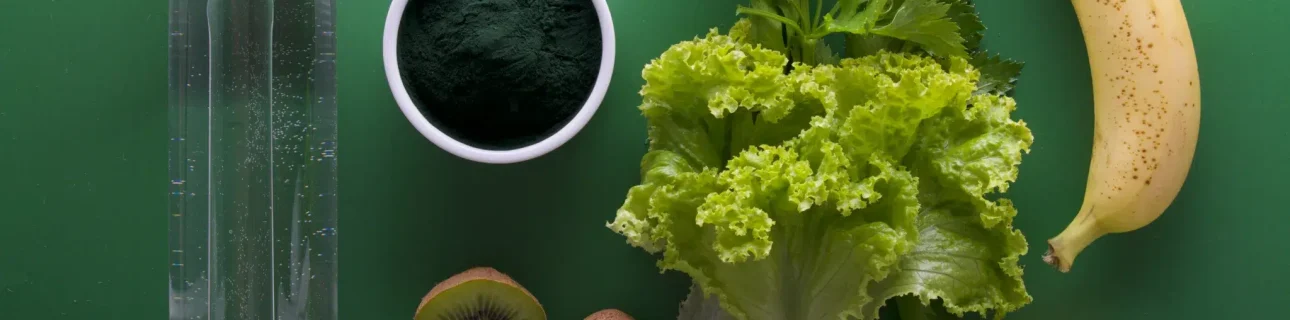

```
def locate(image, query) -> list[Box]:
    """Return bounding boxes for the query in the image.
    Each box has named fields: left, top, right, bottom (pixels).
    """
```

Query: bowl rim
left=382, top=0, right=616, bottom=164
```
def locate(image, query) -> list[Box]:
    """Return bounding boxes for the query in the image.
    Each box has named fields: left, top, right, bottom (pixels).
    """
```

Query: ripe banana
left=1044, top=0, right=1201, bottom=273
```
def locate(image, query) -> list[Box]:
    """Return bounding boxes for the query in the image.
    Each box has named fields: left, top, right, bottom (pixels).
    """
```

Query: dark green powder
left=397, top=0, right=603, bottom=150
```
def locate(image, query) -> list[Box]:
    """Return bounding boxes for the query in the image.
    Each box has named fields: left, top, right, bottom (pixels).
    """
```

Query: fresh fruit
left=414, top=267, right=546, bottom=320
left=1044, top=0, right=1201, bottom=273
left=584, top=309, right=634, bottom=320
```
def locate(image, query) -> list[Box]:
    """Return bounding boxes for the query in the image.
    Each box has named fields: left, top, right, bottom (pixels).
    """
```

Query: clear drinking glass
left=167, top=1, right=338, bottom=319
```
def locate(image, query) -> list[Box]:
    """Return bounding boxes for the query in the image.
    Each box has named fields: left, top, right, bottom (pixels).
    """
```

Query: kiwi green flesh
left=415, top=279, right=545, bottom=320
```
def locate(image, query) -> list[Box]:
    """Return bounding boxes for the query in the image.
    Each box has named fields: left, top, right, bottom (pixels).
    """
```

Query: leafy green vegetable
left=611, top=20, right=1033, bottom=320
left=868, top=0, right=966, bottom=57
left=678, top=283, right=737, bottom=320
left=969, top=52, right=1024, bottom=96
left=945, top=0, right=985, bottom=51
left=737, top=0, right=976, bottom=65
left=745, top=0, right=789, bottom=53
left=825, top=0, right=890, bottom=35
left=613, top=1, right=1033, bottom=319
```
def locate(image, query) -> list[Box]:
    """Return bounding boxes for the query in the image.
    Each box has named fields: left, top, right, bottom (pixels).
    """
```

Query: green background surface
left=1, top=0, right=1287, bottom=319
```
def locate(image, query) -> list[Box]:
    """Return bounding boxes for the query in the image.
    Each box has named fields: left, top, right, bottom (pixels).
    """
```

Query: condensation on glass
left=167, top=1, right=338, bottom=319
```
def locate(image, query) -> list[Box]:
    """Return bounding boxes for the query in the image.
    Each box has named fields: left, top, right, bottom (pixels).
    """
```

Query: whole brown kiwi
left=584, top=309, right=634, bottom=320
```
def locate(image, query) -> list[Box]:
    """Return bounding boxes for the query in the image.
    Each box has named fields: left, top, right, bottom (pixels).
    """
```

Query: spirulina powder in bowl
left=397, top=0, right=603, bottom=150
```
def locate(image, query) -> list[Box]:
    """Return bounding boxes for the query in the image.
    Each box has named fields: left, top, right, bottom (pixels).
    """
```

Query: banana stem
left=1044, top=210, right=1107, bottom=273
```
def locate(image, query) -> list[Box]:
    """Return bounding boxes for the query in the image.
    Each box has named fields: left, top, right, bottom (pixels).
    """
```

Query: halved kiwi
left=414, top=267, right=546, bottom=320
left=584, top=309, right=634, bottom=320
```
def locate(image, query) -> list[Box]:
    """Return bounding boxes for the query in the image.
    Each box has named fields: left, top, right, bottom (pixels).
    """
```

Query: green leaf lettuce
left=610, top=21, right=1033, bottom=320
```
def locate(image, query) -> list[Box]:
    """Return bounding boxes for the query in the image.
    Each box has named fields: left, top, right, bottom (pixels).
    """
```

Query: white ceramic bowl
left=382, top=0, right=616, bottom=164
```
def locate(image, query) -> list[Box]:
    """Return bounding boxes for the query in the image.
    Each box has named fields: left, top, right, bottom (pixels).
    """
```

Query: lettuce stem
left=737, top=6, right=806, bottom=36
left=813, top=0, right=824, bottom=29
left=801, top=38, right=818, bottom=65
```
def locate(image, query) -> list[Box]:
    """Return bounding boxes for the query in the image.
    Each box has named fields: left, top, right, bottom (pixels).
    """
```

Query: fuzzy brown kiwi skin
left=584, top=309, right=634, bottom=320
left=416, top=267, right=544, bottom=318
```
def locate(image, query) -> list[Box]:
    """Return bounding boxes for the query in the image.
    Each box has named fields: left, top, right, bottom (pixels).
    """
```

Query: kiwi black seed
left=414, top=267, right=546, bottom=320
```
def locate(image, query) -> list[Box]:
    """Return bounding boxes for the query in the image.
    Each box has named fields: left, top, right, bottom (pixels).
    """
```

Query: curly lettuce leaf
left=861, top=93, right=1034, bottom=318
left=611, top=23, right=1032, bottom=320
left=637, top=22, right=810, bottom=168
